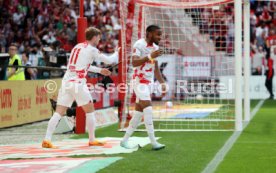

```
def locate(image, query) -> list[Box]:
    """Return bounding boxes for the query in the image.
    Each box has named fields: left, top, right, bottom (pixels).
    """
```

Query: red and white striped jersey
left=132, top=38, right=159, bottom=84
left=63, top=42, right=116, bottom=83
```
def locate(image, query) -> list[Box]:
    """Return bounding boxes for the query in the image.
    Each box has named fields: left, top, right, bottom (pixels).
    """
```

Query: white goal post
left=118, top=0, right=248, bottom=131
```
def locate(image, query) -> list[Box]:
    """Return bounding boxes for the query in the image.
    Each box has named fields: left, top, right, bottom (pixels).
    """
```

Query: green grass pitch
left=72, top=100, right=276, bottom=173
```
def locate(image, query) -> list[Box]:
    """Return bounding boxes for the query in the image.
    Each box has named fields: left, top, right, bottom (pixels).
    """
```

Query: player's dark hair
left=146, top=25, right=161, bottom=33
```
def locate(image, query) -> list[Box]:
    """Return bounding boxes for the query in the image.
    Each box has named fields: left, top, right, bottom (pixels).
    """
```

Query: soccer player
left=120, top=25, right=167, bottom=150
left=42, top=27, right=118, bottom=148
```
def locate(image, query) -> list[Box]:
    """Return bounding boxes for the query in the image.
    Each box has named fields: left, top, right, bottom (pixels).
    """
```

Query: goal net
left=118, top=0, right=237, bottom=131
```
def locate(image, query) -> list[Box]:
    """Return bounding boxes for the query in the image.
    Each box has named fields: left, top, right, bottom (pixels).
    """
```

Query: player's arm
left=95, top=49, right=119, bottom=65
left=154, top=61, right=165, bottom=84
left=132, top=50, right=163, bottom=67
left=154, top=61, right=167, bottom=96
left=132, top=55, right=149, bottom=67
left=88, top=66, right=111, bottom=76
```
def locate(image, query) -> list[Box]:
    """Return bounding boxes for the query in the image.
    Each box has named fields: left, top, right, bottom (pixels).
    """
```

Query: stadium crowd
left=195, top=1, right=276, bottom=75
left=250, top=1, right=276, bottom=75
left=0, top=0, right=275, bottom=80
left=0, top=0, right=120, bottom=80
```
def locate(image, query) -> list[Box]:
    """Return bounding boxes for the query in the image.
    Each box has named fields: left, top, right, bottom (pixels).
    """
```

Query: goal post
left=118, top=0, right=244, bottom=131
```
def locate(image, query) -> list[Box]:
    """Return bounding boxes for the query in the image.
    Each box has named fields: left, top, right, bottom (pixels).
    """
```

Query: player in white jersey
left=121, top=25, right=167, bottom=150
left=42, top=27, right=118, bottom=148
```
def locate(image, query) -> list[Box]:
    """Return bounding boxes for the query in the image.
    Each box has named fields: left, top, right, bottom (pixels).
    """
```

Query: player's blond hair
left=85, top=27, right=101, bottom=40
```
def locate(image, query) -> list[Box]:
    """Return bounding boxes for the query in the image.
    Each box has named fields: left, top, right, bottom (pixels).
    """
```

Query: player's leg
left=82, top=102, right=105, bottom=146
left=76, top=84, right=105, bottom=146
left=139, top=100, right=165, bottom=150
left=122, top=82, right=165, bottom=150
left=42, top=88, right=73, bottom=148
left=120, top=103, right=143, bottom=149
left=136, top=83, right=157, bottom=145
left=122, top=103, right=143, bottom=142
left=136, top=82, right=165, bottom=150
left=120, top=82, right=148, bottom=149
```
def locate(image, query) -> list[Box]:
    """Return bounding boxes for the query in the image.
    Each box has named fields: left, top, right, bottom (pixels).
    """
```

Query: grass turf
left=215, top=99, right=276, bottom=173
left=73, top=124, right=232, bottom=173
left=71, top=100, right=263, bottom=173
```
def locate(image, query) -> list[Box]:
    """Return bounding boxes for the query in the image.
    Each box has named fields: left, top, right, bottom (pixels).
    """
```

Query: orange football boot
left=88, top=140, right=106, bottom=146
left=42, top=140, right=58, bottom=149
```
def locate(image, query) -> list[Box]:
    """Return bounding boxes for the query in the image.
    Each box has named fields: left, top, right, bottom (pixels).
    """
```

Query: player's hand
left=100, top=68, right=111, bottom=76
left=150, top=49, right=163, bottom=59
left=161, top=83, right=168, bottom=97
left=116, top=46, right=121, bottom=53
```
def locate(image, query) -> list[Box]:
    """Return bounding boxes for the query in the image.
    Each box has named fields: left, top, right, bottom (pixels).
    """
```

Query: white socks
left=122, top=111, right=143, bottom=143
left=122, top=107, right=157, bottom=145
left=86, top=112, right=96, bottom=142
left=45, top=112, right=62, bottom=141
left=143, top=106, right=157, bottom=145
left=45, top=112, right=97, bottom=143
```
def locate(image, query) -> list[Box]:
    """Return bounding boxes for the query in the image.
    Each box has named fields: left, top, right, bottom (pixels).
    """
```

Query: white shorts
left=133, top=82, right=152, bottom=103
left=57, top=82, right=92, bottom=107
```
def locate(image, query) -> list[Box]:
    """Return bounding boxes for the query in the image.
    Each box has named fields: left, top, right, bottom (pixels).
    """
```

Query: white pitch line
left=201, top=100, right=265, bottom=173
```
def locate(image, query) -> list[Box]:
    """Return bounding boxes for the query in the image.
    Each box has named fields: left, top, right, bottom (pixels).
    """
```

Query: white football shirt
left=132, top=38, right=159, bottom=84
left=63, top=42, right=117, bottom=83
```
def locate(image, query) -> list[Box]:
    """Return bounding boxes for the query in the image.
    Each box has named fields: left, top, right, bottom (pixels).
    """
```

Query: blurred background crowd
left=0, top=0, right=275, bottom=80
